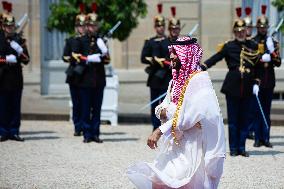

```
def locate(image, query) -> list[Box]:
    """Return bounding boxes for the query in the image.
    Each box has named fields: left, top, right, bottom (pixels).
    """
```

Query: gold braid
left=171, top=71, right=201, bottom=145
left=239, top=45, right=260, bottom=77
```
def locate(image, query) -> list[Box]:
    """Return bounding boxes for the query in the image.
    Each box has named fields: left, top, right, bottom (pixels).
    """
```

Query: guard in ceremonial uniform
left=201, top=8, right=261, bottom=157
left=62, top=4, right=87, bottom=137
left=0, top=2, right=30, bottom=142
left=141, top=4, right=171, bottom=131
left=252, top=5, right=281, bottom=148
left=79, top=3, right=109, bottom=143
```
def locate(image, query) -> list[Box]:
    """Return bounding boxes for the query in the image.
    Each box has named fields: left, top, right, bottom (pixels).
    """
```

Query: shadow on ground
left=247, top=150, right=284, bottom=156
left=103, top=138, right=139, bottom=142
left=270, top=135, right=284, bottom=139
left=24, top=136, right=60, bottom=141
left=21, top=131, right=56, bottom=135
left=101, top=132, right=126, bottom=136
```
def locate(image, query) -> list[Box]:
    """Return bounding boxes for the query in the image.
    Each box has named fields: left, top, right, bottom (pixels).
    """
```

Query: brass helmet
left=2, top=13, right=15, bottom=26
left=256, top=5, right=268, bottom=28
left=1, top=1, right=15, bottom=26
left=168, top=6, right=180, bottom=29
left=244, top=7, right=253, bottom=27
left=75, top=3, right=86, bottom=26
left=233, top=7, right=245, bottom=32
left=86, top=3, right=98, bottom=25
left=154, top=3, right=165, bottom=27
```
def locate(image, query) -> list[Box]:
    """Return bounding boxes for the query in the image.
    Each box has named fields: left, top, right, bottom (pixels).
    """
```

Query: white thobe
left=127, top=71, right=226, bottom=189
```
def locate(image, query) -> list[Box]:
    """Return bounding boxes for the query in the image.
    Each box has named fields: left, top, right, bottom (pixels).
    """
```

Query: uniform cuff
left=159, top=120, right=172, bottom=134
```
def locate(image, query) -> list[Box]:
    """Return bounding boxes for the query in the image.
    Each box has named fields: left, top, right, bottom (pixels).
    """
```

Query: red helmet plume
left=157, top=3, right=162, bottom=14
left=171, top=6, right=176, bottom=17
left=91, top=2, right=97, bottom=13
left=2, top=1, right=8, bottom=11
left=261, top=5, right=267, bottom=15
left=245, top=7, right=252, bottom=16
left=235, top=7, right=242, bottom=18
left=79, top=3, right=85, bottom=14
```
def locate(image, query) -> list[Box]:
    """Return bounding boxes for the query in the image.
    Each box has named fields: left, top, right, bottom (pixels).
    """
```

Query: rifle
left=16, top=13, right=29, bottom=37
left=103, top=21, right=122, bottom=43
left=187, top=24, right=199, bottom=36
left=269, top=17, right=283, bottom=37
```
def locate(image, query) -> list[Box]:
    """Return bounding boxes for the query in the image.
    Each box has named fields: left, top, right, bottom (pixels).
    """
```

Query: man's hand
left=195, top=122, right=202, bottom=129
left=253, top=84, right=259, bottom=96
left=160, top=108, right=167, bottom=122
left=6, top=54, right=17, bottom=64
left=147, top=128, right=162, bottom=149
left=261, top=53, right=271, bottom=62
left=87, top=53, right=102, bottom=63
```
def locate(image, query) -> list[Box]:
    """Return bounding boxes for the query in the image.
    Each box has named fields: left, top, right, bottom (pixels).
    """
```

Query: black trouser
left=226, top=95, right=253, bottom=153
left=0, top=90, right=22, bottom=137
left=80, top=87, right=105, bottom=140
left=69, top=85, right=82, bottom=133
left=253, top=87, right=273, bottom=143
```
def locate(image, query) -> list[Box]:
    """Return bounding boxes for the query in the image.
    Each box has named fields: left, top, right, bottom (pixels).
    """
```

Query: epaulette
left=144, top=37, right=150, bottom=42
left=216, top=40, right=229, bottom=52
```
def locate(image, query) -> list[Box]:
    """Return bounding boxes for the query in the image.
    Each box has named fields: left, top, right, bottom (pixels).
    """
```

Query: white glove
left=253, top=84, right=259, bottom=96
left=97, top=38, right=108, bottom=55
left=5, top=54, right=17, bottom=63
left=87, top=53, right=101, bottom=63
left=166, top=102, right=177, bottom=120
left=10, top=41, right=23, bottom=56
left=266, top=37, right=275, bottom=54
left=261, top=53, right=271, bottom=62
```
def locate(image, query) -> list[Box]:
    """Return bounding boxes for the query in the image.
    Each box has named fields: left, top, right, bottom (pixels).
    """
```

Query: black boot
left=74, top=131, right=82, bottom=136
left=253, top=141, right=262, bottom=147
left=83, top=138, right=92, bottom=143
left=93, top=136, right=103, bottom=143
left=263, top=141, right=273, bottom=148
left=0, top=135, right=8, bottom=142
left=239, top=151, right=249, bottom=157
left=9, top=135, right=24, bottom=142
left=230, top=151, right=238, bottom=157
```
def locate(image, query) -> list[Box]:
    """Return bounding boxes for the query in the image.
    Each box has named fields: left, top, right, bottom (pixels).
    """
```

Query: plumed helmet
left=256, top=5, right=269, bottom=28
left=86, top=3, right=98, bottom=25
left=244, top=7, right=253, bottom=27
left=154, top=3, right=165, bottom=27
left=1, top=1, right=15, bottom=26
left=75, top=3, right=87, bottom=26
left=168, top=6, right=180, bottom=29
left=233, top=7, right=246, bottom=32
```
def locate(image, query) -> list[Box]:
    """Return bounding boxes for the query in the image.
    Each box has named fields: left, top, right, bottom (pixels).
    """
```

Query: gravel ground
left=0, top=121, right=283, bottom=189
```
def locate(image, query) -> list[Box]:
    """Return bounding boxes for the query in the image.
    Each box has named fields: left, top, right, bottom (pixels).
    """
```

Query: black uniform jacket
left=253, top=34, right=282, bottom=89
left=141, top=35, right=172, bottom=89
left=78, top=35, right=106, bottom=88
left=204, top=39, right=260, bottom=98
left=0, top=32, right=29, bottom=91
left=62, top=35, right=85, bottom=85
